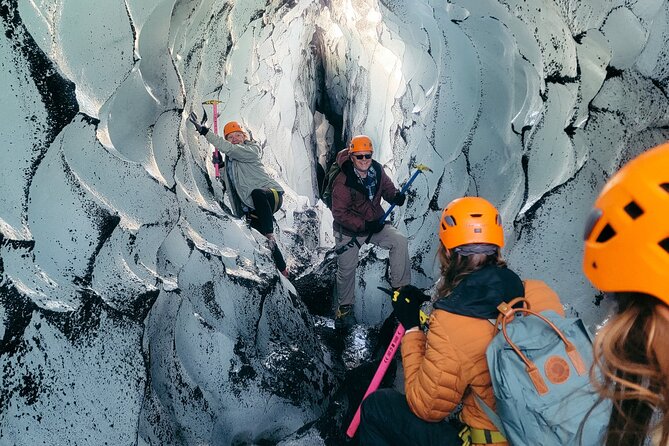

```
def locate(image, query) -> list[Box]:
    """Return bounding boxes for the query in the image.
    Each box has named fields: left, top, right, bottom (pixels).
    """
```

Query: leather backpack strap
left=494, top=297, right=530, bottom=328
left=497, top=302, right=587, bottom=395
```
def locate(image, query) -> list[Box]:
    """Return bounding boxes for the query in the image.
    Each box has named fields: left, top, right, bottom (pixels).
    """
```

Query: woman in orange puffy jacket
left=359, top=197, right=563, bottom=446
left=582, top=142, right=669, bottom=445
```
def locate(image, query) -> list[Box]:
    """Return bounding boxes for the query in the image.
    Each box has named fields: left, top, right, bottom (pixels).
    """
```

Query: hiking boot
left=335, top=304, right=356, bottom=331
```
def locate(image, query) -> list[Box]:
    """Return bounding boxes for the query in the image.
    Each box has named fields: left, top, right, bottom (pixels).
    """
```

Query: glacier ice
left=1, top=0, right=669, bottom=444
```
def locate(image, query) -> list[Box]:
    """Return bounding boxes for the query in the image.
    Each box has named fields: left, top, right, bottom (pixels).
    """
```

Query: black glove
left=392, top=285, right=430, bottom=329
left=392, top=191, right=406, bottom=206
left=365, top=219, right=385, bottom=234
left=212, top=152, right=223, bottom=166
left=188, top=112, right=209, bottom=136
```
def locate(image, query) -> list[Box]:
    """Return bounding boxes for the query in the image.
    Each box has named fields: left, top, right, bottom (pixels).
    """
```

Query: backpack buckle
left=497, top=302, right=514, bottom=318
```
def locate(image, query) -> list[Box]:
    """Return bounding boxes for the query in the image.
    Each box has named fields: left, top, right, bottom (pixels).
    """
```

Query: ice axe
left=203, top=99, right=223, bottom=177
left=335, top=163, right=433, bottom=256
left=346, top=323, right=405, bottom=438
left=345, top=285, right=429, bottom=438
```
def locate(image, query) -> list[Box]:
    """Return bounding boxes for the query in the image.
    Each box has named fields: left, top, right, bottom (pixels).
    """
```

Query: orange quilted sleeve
left=401, top=312, right=466, bottom=422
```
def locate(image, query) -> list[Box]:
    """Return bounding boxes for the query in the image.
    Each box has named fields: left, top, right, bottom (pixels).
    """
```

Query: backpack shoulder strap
left=475, top=292, right=528, bottom=435
left=473, top=393, right=507, bottom=437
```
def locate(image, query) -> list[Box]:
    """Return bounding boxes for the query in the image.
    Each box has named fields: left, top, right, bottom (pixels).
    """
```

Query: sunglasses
left=353, top=154, right=372, bottom=160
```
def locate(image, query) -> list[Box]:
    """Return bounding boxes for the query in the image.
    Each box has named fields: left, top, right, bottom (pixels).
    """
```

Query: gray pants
left=335, top=225, right=411, bottom=307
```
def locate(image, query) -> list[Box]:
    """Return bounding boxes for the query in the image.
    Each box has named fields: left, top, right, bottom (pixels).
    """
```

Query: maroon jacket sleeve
left=379, top=169, right=399, bottom=203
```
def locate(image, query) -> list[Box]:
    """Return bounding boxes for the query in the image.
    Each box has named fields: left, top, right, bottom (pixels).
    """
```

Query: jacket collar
left=434, top=265, right=525, bottom=319
left=341, top=159, right=383, bottom=195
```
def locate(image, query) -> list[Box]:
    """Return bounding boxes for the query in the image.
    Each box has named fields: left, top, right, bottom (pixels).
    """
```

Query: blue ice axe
left=335, top=163, right=433, bottom=256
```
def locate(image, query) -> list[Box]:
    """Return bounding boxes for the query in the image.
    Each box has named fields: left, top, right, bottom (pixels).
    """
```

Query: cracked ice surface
left=1, top=0, right=669, bottom=444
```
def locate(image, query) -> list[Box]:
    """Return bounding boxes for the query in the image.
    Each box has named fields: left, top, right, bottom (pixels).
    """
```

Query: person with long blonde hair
left=583, top=142, right=669, bottom=445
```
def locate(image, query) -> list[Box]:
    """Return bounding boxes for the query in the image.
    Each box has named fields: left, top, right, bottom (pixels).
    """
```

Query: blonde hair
left=591, top=293, right=669, bottom=445
left=434, top=244, right=506, bottom=298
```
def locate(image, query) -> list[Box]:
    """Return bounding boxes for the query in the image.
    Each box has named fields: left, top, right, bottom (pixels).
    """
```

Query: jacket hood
left=434, top=265, right=524, bottom=319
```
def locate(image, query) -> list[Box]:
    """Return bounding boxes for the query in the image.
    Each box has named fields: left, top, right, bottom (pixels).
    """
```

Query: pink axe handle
left=211, top=102, right=221, bottom=178
left=346, top=324, right=406, bottom=438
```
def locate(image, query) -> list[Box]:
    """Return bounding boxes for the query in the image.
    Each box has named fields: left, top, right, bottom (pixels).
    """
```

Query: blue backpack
left=476, top=298, right=611, bottom=446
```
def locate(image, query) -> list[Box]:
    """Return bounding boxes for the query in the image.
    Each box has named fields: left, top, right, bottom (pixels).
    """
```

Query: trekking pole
left=203, top=99, right=223, bottom=178
left=334, top=163, right=432, bottom=256
left=346, top=324, right=405, bottom=438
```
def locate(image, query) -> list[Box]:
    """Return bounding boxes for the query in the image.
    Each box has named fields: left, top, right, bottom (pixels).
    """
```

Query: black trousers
left=359, top=389, right=462, bottom=446
left=248, top=188, right=286, bottom=272
left=249, top=188, right=283, bottom=235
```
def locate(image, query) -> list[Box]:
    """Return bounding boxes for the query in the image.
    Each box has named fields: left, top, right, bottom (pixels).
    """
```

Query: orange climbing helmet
left=223, top=121, right=245, bottom=138
left=439, top=197, right=504, bottom=249
left=583, top=142, right=669, bottom=305
left=349, top=135, right=373, bottom=153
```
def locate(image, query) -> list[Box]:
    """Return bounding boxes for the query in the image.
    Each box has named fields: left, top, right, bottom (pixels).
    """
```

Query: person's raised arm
left=401, top=313, right=465, bottom=422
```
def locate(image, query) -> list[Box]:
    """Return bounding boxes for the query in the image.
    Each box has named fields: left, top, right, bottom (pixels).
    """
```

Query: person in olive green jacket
left=189, top=114, right=288, bottom=277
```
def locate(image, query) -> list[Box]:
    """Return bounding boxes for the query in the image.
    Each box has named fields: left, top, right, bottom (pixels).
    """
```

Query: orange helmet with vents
left=583, top=142, right=669, bottom=305
left=223, top=121, right=245, bottom=138
left=350, top=135, right=373, bottom=153
left=439, top=197, right=504, bottom=249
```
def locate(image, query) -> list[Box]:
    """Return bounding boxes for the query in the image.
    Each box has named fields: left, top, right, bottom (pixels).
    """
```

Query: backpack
left=321, top=160, right=343, bottom=209
left=476, top=298, right=611, bottom=446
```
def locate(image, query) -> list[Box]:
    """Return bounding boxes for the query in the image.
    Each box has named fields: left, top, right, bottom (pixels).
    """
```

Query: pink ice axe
left=203, top=99, right=222, bottom=178
left=346, top=324, right=406, bottom=438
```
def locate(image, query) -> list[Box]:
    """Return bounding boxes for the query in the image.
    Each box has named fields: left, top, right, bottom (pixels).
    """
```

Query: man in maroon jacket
left=331, top=135, right=411, bottom=330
